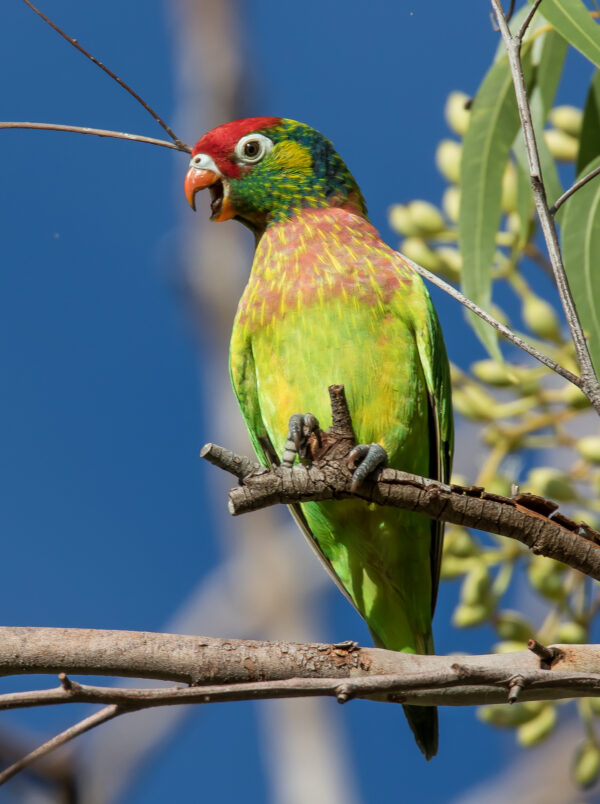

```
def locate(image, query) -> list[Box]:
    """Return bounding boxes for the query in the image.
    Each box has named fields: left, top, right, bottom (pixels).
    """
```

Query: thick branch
left=0, top=122, right=190, bottom=152
left=2, top=627, right=600, bottom=708
left=490, top=0, right=600, bottom=412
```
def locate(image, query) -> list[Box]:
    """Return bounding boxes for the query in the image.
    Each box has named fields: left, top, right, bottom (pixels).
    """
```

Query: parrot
left=184, top=117, right=453, bottom=760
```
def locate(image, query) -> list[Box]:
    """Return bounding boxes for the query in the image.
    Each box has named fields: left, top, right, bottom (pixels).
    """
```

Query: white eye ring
left=234, top=133, right=273, bottom=164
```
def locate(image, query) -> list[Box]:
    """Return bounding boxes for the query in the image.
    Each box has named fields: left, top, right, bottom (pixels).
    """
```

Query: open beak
left=184, top=166, right=219, bottom=212
left=185, top=154, right=234, bottom=221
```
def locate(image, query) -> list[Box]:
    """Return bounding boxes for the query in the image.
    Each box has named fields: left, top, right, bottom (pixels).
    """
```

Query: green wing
left=413, top=290, right=454, bottom=614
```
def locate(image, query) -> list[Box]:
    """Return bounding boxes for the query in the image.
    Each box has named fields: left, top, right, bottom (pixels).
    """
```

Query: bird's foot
left=281, top=413, right=321, bottom=467
left=347, top=443, right=388, bottom=492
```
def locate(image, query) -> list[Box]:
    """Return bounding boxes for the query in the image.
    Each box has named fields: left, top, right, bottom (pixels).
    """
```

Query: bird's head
left=184, top=117, right=367, bottom=233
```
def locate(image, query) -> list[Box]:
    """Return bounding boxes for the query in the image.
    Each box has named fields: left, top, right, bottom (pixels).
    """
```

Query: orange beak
left=184, top=167, right=219, bottom=211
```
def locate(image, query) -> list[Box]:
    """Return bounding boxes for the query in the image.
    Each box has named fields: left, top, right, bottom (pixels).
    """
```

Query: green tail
left=402, top=705, right=438, bottom=761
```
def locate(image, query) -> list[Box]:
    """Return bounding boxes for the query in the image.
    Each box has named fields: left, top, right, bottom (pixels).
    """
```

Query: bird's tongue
left=209, top=181, right=224, bottom=216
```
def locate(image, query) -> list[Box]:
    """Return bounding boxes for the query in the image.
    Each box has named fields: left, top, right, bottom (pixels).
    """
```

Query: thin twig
left=402, top=255, right=584, bottom=389
left=20, top=0, right=190, bottom=151
left=0, top=705, right=121, bottom=787
left=490, top=0, right=600, bottom=413
left=0, top=122, right=189, bottom=152
left=517, top=0, right=544, bottom=40
left=550, top=165, right=600, bottom=215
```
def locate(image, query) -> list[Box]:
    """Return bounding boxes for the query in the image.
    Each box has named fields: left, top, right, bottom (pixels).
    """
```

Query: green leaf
left=532, top=28, right=568, bottom=115
left=562, top=154, right=600, bottom=377
left=459, top=50, right=532, bottom=358
left=514, top=158, right=534, bottom=250
left=530, top=0, right=600, bottom=69
left=578, top=69, right=600, bottom=173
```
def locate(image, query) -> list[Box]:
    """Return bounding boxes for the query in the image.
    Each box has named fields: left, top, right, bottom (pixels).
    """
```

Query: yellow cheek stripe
left=271, top=141, right=313, bottom=173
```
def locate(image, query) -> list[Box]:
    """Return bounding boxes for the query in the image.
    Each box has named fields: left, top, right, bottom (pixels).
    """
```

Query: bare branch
left=20, top=0, right=190, bottom=151
left=1, top=628, right=600, bottom=709
left=2, top=627, right=600, bottom=781
left=517, top=0, right=544, bottom=40
left=550, top=164, right=600, bottom=215
left=0, top=122, right=190, bottom=152
left=490, top=0, right=600, bottom=413
left=0, top=704, right=120, bottom=787
left=402, top=255, right=584, bottom=390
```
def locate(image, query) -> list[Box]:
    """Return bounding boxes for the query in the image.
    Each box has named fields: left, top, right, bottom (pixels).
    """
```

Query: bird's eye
left=234, top=133, right=273, bottom=164
left=244, top=140, right=260, bottom=158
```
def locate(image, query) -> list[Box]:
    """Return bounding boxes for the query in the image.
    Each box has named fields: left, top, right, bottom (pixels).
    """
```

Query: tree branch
left=3, top=625, right=600, bottom=784
left=550, top=164, right=600, bottom=215
left=1, top=628, right=600, bottom=708
left=0, top=704, right=121, bottom=787
left=402, top=255, right=584, bottom=389
left=490, top=0, right=600, bottom=412
left=203, top=385, right=600, bottom=581
left=20, top=0, right=190, bottom=151
left=0, top=122, right=190, bottom=152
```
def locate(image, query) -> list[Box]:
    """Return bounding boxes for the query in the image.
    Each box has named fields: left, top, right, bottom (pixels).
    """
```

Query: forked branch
left=20, top=0, right=189, bottom=151
left=2, top=629, right=600, bottom=784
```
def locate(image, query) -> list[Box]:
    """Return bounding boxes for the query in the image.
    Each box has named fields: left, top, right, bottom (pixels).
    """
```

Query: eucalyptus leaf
left=578, top=69, right=600, bottom=173
left=459, top=50, right=532, bottom=357
left=562, top=154, right=600, bottom=377
left=530, top=0, right=600, bottom=69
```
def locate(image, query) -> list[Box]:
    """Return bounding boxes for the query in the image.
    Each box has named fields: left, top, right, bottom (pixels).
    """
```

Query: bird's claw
left=348, top=443, right=388, bottom=492
left=281, top=413, right=320, bottom=467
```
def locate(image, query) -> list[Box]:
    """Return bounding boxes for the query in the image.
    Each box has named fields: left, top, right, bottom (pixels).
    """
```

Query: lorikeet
left=184, top=117, right=453, bottom=759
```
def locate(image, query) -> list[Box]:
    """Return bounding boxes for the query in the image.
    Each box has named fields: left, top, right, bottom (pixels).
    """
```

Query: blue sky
left=0, top=1, right=593, bottom=802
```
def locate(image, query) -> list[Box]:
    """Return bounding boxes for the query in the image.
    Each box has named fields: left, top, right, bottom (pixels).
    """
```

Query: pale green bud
left=556, top=621, right=587, bottom=644
left=445, top=91, right=471, bottom=136
left=506, top=211, right=523, bottom=237
left=517, top=704, right=557, bottom=747
left=408, top=200, right=445, bottom=235
left=493, top=640, right=528, bottom=654
left=527, top=467, right=576, bottom=502
left=436, top=140, right=462, bottom=183
left=442, top=185, right=460, bottom=223
left=445, top=527, right=477, bottom=558
left=588, top=698, right=600, bottom=717
left=485, top=476, right=513, bottom=497
left=562, top=382, right=590, bottom=410
left=452, top=386, right=497, bottom=422
left=478, top=700, right=544, bottom=728
left=544, top=128, right=578, bottom=162
left=549, top=105, right=582, bottom=138
left=576, top=436, right=600, bottom=464
left=495, top=610, right=534, bottom=642
left=528, top=554, right=567, bottom=600
left=471, top=359, right=512, bottom=387
left=522, top=292, right=561, bottom=341
left=501, top=161, right=518, bottom=213
left=440, top=556, right=471, bottom=580
left=435, top=246, right=462, bottom=282
left=400, top=237, right=443, bottom=273
left=461, top=562, right=490, bottom=606
left=452, top=602, right=491, bottom=628
left=573, top=740, right=600, bottom=789
left=388, top=204, right=421, bottom=237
